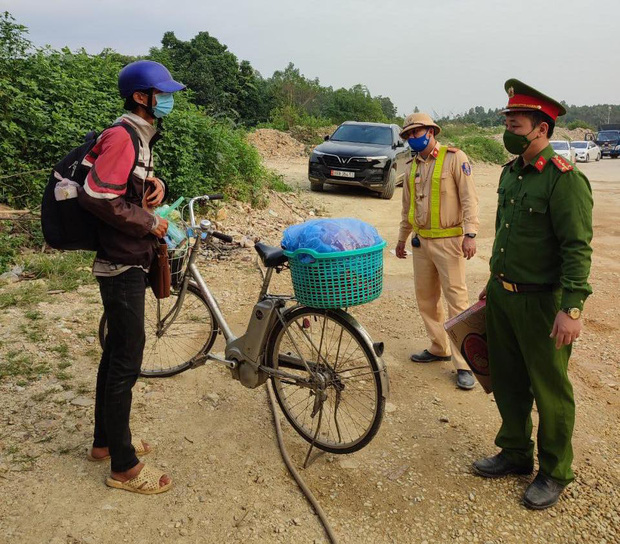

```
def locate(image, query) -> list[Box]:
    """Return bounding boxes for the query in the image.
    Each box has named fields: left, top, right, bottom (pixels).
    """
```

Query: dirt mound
left=553, top=127, right=590, bottom=141
left=247, top=129, right=307, bottom=160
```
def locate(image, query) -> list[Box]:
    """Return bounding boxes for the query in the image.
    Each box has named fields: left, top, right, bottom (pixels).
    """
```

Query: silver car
left=550, top=140, right=576, bottom=163
left=571, top=140, right=601, bottom=162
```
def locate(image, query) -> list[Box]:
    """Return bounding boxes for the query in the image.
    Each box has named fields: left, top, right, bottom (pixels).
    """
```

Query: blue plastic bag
left=282, top=218, right=383, bottom=262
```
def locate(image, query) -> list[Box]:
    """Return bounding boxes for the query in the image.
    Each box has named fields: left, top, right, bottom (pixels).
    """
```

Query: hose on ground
left=266, top=380, right=338, bottom=544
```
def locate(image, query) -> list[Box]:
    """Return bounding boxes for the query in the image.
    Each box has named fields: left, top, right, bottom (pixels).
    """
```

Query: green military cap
left=502, top=78, right=566, bottom=121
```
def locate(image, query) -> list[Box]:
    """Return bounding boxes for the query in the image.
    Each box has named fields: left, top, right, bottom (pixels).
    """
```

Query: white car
left=550, top=140, right=576, bottom=163
left=571, top=140, right=601, bottom=162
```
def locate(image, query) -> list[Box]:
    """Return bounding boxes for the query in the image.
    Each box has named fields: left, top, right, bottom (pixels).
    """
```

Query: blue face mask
left=407, top=130, right=430, bottom=152
left=153, top=93, right=174, bottom=118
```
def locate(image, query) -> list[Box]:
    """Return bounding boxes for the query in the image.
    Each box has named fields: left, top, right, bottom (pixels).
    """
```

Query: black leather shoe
left=410, top=349, right=451, bottom=363
left=523, top=472, right=566, bottom=510
left=472, top=453, right=534, bottom=478
left=457, top=369, right=476, bottom=390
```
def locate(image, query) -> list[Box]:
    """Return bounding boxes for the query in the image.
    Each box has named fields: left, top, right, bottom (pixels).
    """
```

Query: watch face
left=567, top=308, right=581, bottom=319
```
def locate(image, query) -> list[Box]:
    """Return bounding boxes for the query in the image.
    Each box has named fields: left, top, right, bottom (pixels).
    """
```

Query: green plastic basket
left=283, top=241, right=386, bottom=309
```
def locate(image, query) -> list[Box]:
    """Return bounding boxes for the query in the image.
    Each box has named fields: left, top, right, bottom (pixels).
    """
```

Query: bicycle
left=99, top=194, right=389, bottom=454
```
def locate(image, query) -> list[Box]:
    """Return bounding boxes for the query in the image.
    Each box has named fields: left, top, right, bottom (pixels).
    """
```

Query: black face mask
left=502, top=126, right=537, bottom=155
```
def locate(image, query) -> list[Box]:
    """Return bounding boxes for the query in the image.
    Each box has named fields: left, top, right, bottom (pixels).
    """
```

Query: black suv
left=308, top=121, right=411, bottom=199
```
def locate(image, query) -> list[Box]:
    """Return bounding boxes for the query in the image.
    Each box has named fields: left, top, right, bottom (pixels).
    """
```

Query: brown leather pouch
left=149, top=241, right=171, bottom=299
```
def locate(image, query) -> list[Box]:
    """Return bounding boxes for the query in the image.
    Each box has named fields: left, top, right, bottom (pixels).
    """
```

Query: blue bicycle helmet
left=118, top=60, right=185, bottom=98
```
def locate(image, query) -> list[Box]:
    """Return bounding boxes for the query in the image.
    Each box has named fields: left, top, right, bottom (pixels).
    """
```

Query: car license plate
left=331, top=170, right=355, bottom=179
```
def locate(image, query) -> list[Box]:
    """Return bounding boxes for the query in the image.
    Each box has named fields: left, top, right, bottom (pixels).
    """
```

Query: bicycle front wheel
left=99, top=284, right=218, bottom=377
left=266, top=306, right=385, bottom=454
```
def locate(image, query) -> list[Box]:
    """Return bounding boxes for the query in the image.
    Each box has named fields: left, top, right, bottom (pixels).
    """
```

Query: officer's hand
left=478, top=286, right=487, bottom=300
left=151, top=217, right=168, bottom=239
left=145, top=177, right=165, bottom=208
left=550, top=311, right=582, bottom=349
left=462, top=237, right=476, bottom=260
left=395, top=240, right=407, bottom=259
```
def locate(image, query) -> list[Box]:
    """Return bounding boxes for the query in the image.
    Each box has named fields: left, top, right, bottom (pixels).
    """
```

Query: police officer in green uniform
left=473, top=79, right=593, bottom=509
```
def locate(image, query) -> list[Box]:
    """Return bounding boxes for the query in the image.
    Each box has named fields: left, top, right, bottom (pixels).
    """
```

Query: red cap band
left=505, top=93, right=561, bottom=121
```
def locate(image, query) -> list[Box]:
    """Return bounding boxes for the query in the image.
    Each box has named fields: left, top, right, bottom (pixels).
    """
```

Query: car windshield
left=598, top=131, right=620, bottom=141
left=551, top=141, right=569, bottom=151
left=331, top=125, right=392, bottom=145
left=571, top=142, right=587, bottom=149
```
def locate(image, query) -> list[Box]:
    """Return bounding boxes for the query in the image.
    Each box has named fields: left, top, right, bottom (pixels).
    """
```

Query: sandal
left=105, top=464, right=172, bottom=495
left=87, top=439, right=152, bottom=462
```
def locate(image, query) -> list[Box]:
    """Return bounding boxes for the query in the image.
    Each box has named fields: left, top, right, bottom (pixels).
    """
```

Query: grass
left=0, top=283, right=47, bottom=309
left=438, top=124, right=508, bottom=164
left=25, top=310, right=43, bottom=320
left=18, top=251, right=94, bottom=292
left=19, top=322, right=46, bottom=343
left=0, top=350, right=50, bottom=380
left=51, top=343, right=69, bottom=358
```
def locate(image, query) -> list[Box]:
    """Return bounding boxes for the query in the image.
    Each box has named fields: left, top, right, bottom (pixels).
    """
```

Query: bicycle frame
left=156, top=196, right=388, bottom=396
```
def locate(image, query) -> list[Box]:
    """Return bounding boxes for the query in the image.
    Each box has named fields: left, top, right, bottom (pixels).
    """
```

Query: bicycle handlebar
left=211, top=231, right=233, bottom=243
left=187, top=194, right=224, bottom=228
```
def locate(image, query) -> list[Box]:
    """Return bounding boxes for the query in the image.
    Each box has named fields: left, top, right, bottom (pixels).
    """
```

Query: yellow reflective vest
left=408, top=146, right=464, bottom=239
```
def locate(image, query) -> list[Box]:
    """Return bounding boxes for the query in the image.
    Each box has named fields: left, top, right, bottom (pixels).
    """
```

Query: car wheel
left=585, top=153, right=589, bottom=163
left=596, top=152, right=600, bottom=162
left=379, top=168, right=396, bottom=200
left=310, top=181, right=324, bottom=192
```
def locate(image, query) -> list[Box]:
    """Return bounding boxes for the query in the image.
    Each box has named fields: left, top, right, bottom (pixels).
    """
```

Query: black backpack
left=41, top=123, right=140, bottom=251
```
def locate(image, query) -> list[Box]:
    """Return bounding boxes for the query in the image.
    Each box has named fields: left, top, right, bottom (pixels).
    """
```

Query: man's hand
left=550, top=311, right=582, bottom=349
left=145, top=177, right=165, bottom=208
left=462, top=236, right=476, bottom=260
left=395, top=240, right=407, bottom=259
left=151, top=217, right=168, bottom=239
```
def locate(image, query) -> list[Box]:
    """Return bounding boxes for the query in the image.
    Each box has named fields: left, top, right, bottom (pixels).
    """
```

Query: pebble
left=440, top=416, right=450, bottom=423
left=70, top=396, right=94, bottom=407
left=385, top=402, right=397, bottom=413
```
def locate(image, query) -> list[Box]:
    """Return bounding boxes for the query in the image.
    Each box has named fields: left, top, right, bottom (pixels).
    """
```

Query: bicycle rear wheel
left=266, top=306, right=386, bottom=454
left=99, top=284, right=218, bottom=377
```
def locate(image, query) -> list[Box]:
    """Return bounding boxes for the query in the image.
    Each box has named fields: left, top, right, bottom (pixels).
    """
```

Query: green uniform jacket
left=490, top=144, right=593, bottom=310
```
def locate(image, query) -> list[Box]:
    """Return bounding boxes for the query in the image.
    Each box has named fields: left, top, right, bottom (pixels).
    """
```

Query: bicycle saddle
left=254, top=242, right=288, bottom=268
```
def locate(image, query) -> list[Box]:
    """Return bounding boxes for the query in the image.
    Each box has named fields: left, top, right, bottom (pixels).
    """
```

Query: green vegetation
left=0, top=349, right=50, bottom=380
left=439, top=125, right=508, bottom=164
left=17, top=251, right=94, bottom=291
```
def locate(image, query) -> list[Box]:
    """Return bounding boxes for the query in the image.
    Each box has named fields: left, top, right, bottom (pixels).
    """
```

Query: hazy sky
left=6, top=0, right=619, bottom=116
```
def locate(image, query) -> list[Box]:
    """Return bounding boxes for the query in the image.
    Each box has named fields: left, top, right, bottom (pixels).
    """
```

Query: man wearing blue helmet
left=79, top=60, right=185, bottom=495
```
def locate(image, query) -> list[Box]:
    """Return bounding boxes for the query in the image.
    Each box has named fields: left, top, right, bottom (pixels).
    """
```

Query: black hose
left=266, top=381, right=338, bottom=544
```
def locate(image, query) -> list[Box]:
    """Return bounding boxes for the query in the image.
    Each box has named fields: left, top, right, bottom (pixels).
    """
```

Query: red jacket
left=78, top=115, right=164, bottom=268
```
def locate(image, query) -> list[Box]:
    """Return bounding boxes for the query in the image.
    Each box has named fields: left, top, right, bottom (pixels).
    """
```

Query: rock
left=440, top=416, right=450, bottom=423
left=339, top=458, right=360, bottom=469
left=204, top=392, right=220, bottom=406
left=85, top=336, right=95, bottom=344
left=385, top=402, right=397, bottom=413
left=268, top=209, right=278, bottom=217
left=216, top=208, right=228, bottom=221
left=70, top=396, right=95, bottom=407
left=239, top=237, right=254, bottom=249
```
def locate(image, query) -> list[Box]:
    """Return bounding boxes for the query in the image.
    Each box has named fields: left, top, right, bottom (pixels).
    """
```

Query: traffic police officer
left=474, top=79, right=593, bottom=509
left=396, top=112, right=480, bottom=390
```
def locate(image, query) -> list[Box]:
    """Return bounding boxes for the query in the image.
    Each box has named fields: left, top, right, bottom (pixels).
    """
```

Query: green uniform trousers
left=486, top=278, right=575, bottom=485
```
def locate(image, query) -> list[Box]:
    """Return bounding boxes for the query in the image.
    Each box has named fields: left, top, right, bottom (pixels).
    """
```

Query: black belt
left=494, top=276, right=555, bottom=293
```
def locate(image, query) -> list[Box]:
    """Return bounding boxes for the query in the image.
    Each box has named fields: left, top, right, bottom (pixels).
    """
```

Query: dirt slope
left=0, top=159, right=618, bottom=544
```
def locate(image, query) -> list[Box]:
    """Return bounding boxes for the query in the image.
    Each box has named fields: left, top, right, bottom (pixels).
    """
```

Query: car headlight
left=363, top=156, right=389, bottom=168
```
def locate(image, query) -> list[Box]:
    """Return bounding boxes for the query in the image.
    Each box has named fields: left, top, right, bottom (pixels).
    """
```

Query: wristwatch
left=562, top=308, right=582, bottom=320
left=465, top=233, right=476, bottom=239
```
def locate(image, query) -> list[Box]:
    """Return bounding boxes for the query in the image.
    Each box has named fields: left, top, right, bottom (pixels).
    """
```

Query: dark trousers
left=486, top=279, right=575, bottom=485
left=94, top=267, right=146, bottom=473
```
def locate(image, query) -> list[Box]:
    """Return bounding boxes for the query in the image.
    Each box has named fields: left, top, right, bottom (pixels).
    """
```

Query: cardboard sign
left=444, top=300, right=492, bottom=393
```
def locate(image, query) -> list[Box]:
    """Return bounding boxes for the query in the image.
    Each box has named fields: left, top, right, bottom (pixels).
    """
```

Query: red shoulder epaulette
left=550, top=155, right=574, bottom=173
left=447, top=147, right=459, bottom=153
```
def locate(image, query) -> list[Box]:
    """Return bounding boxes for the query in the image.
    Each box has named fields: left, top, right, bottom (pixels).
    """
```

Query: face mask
left=153, top=93, right=174, bottom=118
left=407, top=130, right=431, bottom=153
left=502, top=127, right=537, bottom=155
